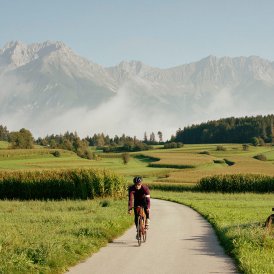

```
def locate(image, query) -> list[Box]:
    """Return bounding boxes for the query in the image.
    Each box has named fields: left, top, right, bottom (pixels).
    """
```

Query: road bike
left=135, top=206, right=147, bottom=246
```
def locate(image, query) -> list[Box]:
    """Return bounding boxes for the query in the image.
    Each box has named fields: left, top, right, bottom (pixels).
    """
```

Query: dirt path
left=66, top=199, right=238, bottom=274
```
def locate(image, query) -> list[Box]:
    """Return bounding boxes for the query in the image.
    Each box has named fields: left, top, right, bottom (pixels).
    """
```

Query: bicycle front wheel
left=137, top=216, right=142, bottom=246
left=142, top=229, right=147, bottom=242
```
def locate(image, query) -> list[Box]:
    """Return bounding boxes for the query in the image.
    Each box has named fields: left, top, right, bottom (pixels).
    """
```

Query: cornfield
left=0, top=149, right=74, bottom=159
left=0, top=168, right=127, bottom=200
left=198, top=174, right=274, bottom=193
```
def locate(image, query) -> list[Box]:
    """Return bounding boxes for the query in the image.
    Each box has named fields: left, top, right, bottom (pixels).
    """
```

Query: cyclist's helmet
left=133, top=176, right=142, bottom=184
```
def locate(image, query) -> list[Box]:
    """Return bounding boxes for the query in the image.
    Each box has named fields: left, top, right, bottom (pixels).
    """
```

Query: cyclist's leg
left=145, top=207, right=150, bottom=219
left=134, top=208, right=138, bottom=228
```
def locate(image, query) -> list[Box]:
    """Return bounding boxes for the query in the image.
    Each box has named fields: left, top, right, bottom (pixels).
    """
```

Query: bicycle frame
left=135, top=206, right=147, bottom=246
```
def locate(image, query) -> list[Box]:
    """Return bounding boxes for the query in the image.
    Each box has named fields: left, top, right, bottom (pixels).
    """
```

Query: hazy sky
left=1, top=0, right=274, bottom=68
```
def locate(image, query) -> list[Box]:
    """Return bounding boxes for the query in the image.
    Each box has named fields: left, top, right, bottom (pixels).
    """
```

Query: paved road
left=66, top=199, right=238, bottom=274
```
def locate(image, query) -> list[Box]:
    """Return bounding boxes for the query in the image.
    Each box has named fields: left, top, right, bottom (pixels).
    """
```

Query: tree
left=10, top=128, right=34, bottom=149
left=157, top=131, right=163, bottom=143
left=149, top=132, right=156, bottom=143
left=0, top=125, right=9, bottom=141
left=121, top=152, right=130, bottom=165
left=251, top=137, right=259, bottom=146
left=144, top=132, right=148, bottom=143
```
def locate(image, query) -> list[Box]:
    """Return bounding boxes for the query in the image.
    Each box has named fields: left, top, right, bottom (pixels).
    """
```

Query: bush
left=213, top=159, right=225, bottom=164
left=51, top=151, right=61, bottom=157
left=251, top=137, right=259, bottom=146
left=121, top=153, right=130, bottom=165
left=100, top=200, right=111, bottom=207
left=164, top=142, right=184, bottom=149
left=216, top=145, right=226, bottom=151
left=199, top=151, right=210, bottom=155
left=224, top=158, right=235, bottom=166
left=253, top=154, right=267, bottom=161
left=242, top=144, right=249, bottom=151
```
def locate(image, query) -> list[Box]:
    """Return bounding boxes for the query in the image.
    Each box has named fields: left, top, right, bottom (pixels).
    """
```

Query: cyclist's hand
left=128, top=209, right=132, bottom=215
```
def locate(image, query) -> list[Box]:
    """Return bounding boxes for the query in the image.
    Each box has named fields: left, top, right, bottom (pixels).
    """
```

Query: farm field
left=0, top=148, right=171, bottom=183
left=152, top=191, right=274, bottom=274
left=0, top=144, right=273, bottom=185
left=142, top=144, right=274, bottom=184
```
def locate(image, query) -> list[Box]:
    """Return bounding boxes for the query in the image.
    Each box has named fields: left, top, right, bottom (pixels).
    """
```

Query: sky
left=1, top=0, right=274, bottom=68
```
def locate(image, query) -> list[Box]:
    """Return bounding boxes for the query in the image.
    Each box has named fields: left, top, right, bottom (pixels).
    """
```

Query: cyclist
left=128, top=176, right=150, bottom=235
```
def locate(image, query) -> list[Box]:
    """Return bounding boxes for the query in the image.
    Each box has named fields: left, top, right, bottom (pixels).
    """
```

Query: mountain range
left=0, top=41, right=274, bottom=139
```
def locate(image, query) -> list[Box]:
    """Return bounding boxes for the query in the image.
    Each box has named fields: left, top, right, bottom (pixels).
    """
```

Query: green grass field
left=152, top=190, right=274, bottom=274
left=0, top=198, right=132, bottom=274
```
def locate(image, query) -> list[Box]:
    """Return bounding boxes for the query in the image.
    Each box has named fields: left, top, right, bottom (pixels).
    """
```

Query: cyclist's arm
left=143, top=185, right=151, bottom=209
left=128, top=187, right=134, bottom=210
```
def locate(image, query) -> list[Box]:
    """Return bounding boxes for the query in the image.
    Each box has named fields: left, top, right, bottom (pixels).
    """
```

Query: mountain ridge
left=0, top=41, right=273, bottom=138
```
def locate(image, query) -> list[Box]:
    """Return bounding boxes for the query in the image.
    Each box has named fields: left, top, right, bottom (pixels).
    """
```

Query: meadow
left=0, top=198, right=132, bottom=274
left=0, top=143, right=274, bottom=273
left=152, top=191, right=274, bottom=274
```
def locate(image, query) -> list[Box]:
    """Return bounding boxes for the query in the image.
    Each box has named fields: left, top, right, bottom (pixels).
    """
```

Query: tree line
left=0, top=126, right=34, bottom=149
left=0, top=126, right=164, bottom=155
left=2, top=114, right=272, bottom=154
left=175, top=115, right=274, bottom=144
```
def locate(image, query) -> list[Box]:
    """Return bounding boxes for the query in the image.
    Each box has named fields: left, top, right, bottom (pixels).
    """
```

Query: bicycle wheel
left=137, top=216, right=142, bottom=246
left=142, top=217, right=147, bottom=242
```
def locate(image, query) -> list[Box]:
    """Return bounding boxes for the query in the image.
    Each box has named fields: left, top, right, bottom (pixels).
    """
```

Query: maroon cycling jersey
left=128, top=184, right=150, bottom=209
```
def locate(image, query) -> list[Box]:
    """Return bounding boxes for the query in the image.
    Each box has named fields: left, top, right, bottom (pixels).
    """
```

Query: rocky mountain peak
left=0, top=40, right=72, bottom=67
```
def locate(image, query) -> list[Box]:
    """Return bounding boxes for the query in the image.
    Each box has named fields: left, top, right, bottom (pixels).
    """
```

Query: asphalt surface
left=66, top=199, right=238, bottom=274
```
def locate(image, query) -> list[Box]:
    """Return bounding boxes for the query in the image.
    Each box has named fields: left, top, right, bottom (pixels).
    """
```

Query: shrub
left=121, top=153, right=130, bottom=165
left=258, top=137, right=265, bottom=146
left=164, top=142, right=184, bottom=149
left=253, top=154, right=267, bottom=161
left=199, top=151, right=210, bottom=155
left=242, top=144, right=249, bottom=151
left=213, top=159, right=225, bottom=164
left=51, top=151, right=61, bottom=157
left=251, top=137, right=259, bottom=146
left=224, top=158, right=235, bottom=166
left=216, top=145, right=226, bottom=151
left=100, top=200, right=111, bottom=207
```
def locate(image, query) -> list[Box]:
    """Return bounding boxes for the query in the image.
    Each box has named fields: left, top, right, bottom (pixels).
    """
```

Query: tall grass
left=0, top=169, right=127, bottom=200
left=0, top=198, right=132, bottom=274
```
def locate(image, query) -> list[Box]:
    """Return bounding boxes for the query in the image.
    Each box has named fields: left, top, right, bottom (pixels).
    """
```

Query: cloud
left=32, top=78, right=180, bottom=140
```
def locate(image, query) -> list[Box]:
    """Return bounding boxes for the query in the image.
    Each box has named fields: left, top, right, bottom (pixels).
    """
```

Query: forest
left=175, top=115, right=274, bottom=144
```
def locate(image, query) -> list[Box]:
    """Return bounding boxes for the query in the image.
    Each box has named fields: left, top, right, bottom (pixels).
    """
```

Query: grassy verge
left=152, top=190, right=274, bottom=274
left=0, top=198, right=132, bottom=274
